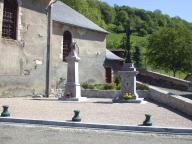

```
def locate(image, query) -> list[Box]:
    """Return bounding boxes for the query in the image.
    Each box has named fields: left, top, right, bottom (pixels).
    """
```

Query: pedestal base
left=113, top=97, right=144, bottom=103
left=59, top=97, right=88, bottom=102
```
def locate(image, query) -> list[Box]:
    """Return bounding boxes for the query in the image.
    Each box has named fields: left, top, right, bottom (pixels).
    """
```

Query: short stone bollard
left=143, top=114, right=152, bottom=126
left=72, top=110, right=81, bottom=122
left=1, top=105, right=10, bottom=117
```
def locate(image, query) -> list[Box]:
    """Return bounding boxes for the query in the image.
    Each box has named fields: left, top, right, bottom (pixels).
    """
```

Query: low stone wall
left=137, top=70, right=192, bottom=91
left=148, top=86, right=192, bottom=117
left=81, top=90, right=119, bottom=98
left=81, top=89, right=149, bottom=99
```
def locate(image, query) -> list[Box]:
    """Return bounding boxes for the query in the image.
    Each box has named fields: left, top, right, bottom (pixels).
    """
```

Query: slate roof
left=52, top=1, right=108, bottom=34
left=106, top=49, right=124, bottom=61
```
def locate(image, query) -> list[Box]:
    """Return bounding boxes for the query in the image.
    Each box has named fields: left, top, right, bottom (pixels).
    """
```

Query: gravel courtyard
left=0, top=97, right=191, bottom=128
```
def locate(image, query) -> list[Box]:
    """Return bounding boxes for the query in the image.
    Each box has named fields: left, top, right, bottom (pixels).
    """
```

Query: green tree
left=133, top=46, right=142, bottom=68
left=147, top=27, right=192, bottom=77
left=62, top=0, right=88, bottom=14
left=100, top=2, right=115, bottom=24
left=62, top=0, right=192, bottom=35
left=124, top=23, right=132, bottom=63
left=115, top=10, right=129, bottom=28
left=62, top=0, right=106, bottom=28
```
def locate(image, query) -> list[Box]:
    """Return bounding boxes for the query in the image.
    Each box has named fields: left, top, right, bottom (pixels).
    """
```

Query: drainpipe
left=45, top=0, right=58, bottom=97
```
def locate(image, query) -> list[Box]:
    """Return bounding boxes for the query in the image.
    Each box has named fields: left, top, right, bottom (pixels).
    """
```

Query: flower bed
left=81, top=82, right=148, bottom=90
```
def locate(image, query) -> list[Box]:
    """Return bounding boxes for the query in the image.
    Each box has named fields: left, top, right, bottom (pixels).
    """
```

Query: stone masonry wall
left=0, top=0, right=49, bottom=97
left=148, top=86, right=192, bottom=117
left=137, top=70, right=191, bottom=91
left=51, top=22, right=106, bottom=90
left=81, top=89, right=148, bottom=99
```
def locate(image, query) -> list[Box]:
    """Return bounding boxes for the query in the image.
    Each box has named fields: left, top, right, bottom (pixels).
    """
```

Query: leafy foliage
left=81, top=83, right=120, bottom=90
left=61, top=0, right=192, bottom=77
left=106, top=33, right=125, bottom=49
left=81, top=81, right=149, bottom=90
left=133, top=46, right=142, bottom=68
left=62, top=0, right=106, bottom=28
left=61, top=0, right=192, bottom=35
left=100, top=2, right=116, bottom=24
left=147, top=27, right=192, bottom=76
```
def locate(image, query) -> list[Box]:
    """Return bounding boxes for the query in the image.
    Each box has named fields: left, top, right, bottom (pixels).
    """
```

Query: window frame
left=2, top=0, right=18, bottom=40
left=63, top=31, right=72, bottom=62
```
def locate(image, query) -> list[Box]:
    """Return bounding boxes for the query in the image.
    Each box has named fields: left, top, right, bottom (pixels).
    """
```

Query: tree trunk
left=173, top=70, right=176, bottom=77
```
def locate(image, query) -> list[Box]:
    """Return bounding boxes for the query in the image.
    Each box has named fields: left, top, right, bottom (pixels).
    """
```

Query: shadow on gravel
left=93, top=101, right=113, bottom=104
left=26, top=98, right=59, bottom=102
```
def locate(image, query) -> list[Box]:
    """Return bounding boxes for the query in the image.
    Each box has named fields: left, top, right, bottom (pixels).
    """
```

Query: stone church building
left=0, top=0, right=112, bottom=97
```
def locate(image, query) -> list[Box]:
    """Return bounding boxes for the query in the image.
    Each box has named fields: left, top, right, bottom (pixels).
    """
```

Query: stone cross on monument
left=60, top=43, right=87, bottom=101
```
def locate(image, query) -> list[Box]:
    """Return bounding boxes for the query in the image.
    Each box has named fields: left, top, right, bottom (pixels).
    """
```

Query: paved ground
left=0, top=124, right=192, bottom=144
left=0, top=97, right=191, bottom=128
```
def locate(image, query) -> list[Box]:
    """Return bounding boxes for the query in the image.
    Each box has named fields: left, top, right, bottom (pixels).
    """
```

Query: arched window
left=2, top=0, right=18, bottom=40
left=63, top=31, right=72, bottom=61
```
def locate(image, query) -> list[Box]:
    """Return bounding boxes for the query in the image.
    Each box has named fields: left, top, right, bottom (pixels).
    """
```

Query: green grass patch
left=106, top=33, right=125, bottom=49
left=106, top=33, right=148, bottom=51
left=146, top=66, right=188, bottom=79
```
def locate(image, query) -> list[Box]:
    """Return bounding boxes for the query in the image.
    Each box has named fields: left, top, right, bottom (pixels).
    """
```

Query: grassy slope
left=106, top=33, right=148, bottom=52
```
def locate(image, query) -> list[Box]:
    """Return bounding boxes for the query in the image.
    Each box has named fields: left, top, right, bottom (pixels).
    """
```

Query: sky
left=101, top=0, right=192, bottom=23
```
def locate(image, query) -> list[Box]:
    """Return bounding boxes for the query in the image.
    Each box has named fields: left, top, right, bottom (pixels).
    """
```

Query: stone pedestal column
left=119, top=70, right=139, bottom=99
left=60, top=43, right=87, bottom=101
left=113, top=63, right=143, bottom=103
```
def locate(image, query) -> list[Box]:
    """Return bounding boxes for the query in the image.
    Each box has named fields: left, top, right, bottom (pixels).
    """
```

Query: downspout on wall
left=45, top=0, right=58, bottom=97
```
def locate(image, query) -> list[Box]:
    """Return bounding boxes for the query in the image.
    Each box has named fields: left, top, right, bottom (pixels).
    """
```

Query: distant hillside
left=62, top=0, right=192, bottom=36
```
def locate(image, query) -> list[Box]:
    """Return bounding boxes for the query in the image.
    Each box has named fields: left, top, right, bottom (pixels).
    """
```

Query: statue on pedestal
left=59, top=43, right=87, bottom=101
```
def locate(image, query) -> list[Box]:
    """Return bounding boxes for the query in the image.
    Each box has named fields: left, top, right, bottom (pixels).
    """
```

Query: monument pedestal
left=113, top=63, right=143, bottom=103
left=59, top=83, right=87, bottom=101
left=59, top=43, right=87, bottom=102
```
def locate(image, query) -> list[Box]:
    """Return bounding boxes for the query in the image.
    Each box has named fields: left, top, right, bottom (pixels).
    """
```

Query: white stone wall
left=139, top=70, right=191, bottom=91
left=148, top=85, right=192, bottom=117
left=52, top=22, right=106, bottom=89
